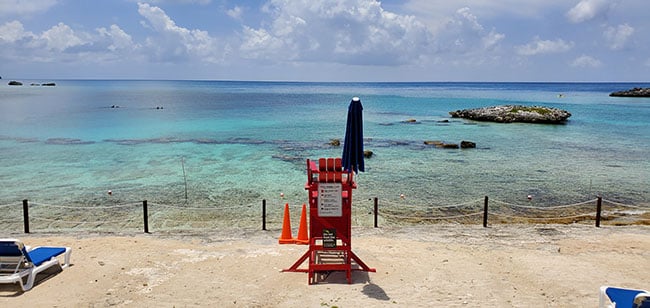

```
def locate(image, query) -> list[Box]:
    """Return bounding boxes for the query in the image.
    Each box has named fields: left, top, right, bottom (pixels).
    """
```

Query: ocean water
left=0, top=80, right=649, bottom=229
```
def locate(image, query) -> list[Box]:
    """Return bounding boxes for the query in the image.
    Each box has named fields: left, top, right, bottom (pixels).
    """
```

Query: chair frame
left=0, top=238, right=71, bottom=291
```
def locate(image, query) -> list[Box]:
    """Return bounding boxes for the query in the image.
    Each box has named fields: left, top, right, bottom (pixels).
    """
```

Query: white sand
left=1, top=224, right=649, bottom=307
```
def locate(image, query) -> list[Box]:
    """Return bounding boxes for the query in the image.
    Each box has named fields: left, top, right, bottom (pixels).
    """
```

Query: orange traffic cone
left=278, top=203, right=295, bottom=244
left=295, top=204, right=309, bottom=245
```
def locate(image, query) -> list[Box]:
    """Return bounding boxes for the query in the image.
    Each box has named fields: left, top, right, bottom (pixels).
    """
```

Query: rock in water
left=460, top=141, right=476, bottom=148
left=449, top=105, right=571, bottom=124
left=609, top=87, right=650, bottom=97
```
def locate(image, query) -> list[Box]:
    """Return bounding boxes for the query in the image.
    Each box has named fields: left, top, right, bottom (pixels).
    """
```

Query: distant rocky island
left=609, top=87, right=650, bottom=97
left=449, top=105, right=571, bottom=124
left=7, top=80, right=56, bottom=86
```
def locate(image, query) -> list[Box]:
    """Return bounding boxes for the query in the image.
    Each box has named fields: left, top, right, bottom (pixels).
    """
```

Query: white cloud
left=483, top=29, right=505, bottom=50
left=239, top=0, right=433, bottom=66
left=570, top=55, right=602, bottom=67
left=137, top=2, right=221, bottom=63
left=404, top=0, right=567, bottom=19
left=134, top=0, right=211, bottom=4
left=138, top=2, right=187, bottom=33
left=240, top=26, right=285, bottom=60
left=97, top=25, right=138, bottom=52
left=0, top=3, right=224, bottom=66
left=0, top=0, right=57, bottom=15
left=41, top=22, right=85, bottom=51
left=227, top=6, right=243, bottom=20
left=439, top=7, right=505, bottom=52
left=515, top=37, right=573, bottom=56
left=603, top=23, right=634, bottom=50
left=0, top=21, right=88, bottom=63
left=566, top=0, right=610, bottom=23
left=0, top=20, right=140, bottom=63
left=454, top=7, right=484, bottom=32
left=0, top=20, right=35, bottom=42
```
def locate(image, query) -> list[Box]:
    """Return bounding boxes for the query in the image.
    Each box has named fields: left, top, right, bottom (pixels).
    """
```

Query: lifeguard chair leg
left=350, top=251, right=376, bottom=273
left=283, top=250, right=310, bottom=273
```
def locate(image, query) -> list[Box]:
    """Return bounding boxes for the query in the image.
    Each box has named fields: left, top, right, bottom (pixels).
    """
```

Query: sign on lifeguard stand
left=283, top=157, right=375, bottom=284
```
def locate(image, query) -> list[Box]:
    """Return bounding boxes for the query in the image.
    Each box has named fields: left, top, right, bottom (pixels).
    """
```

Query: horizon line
left=2, top=78, right=649, bottom=84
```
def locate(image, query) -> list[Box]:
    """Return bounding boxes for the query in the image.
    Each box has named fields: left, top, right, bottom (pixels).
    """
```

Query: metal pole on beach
left=595, top=196, right=602, bottom=227
left=482, top=196, right=489, bottom=228
left=262, top=199, right=267, bottom=231
left=373, top=197, right=378, bottom=228
left=22, top=199, right=29, bottom=233
left=143, top=200, right=149, bottom=233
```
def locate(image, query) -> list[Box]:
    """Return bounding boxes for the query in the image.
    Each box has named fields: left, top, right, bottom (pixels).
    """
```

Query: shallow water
left=1, top=81, right=648, bottom=231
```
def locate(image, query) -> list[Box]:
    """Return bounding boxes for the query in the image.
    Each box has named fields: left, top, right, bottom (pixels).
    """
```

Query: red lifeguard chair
left=283, top=158, right=375, bottom=284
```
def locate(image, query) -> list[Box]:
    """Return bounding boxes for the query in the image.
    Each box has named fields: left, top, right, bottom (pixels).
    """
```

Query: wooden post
left=143, top=200, right=149, bottom=233
left=595, top=196, right=602, bottom=227
left=22, top=199, right=29, bottom=233
left=374, top=197, right=378, bottom=228
left=262, top=199, right=267, bottom=231
left=482, top=196, right=489, bottom=228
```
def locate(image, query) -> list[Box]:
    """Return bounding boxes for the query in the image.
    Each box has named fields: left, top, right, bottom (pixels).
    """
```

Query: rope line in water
left=30, top=202, right=141, bottom=209
left=152, top=218, right=223, bottom=224
left=31, top=216, right=138, bottom=224
left=380, top=198, right=483, bottom=209
left=149, top=202, right=257, bottom=211
left=4, top=197, right=646, bottom=212
left=490, top=198, right=598, bottom=209
left=490, top=212, right=594, bottom=220
left=1, top=197, right=646, bottom=232
left=381, top=211, right=483, bottom=220
left=602, top=198, right=650, bottom=209
left=379, top=206, right=604, bottom=221
left=603, top=213, right=650, bottom=221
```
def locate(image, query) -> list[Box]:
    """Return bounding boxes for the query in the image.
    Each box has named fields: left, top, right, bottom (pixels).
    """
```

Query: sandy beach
left=2, top=224, right=649, bottom=307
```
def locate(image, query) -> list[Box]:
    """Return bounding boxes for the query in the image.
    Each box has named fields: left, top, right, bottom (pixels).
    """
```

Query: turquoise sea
left=1, top=80, right=649, bottom=230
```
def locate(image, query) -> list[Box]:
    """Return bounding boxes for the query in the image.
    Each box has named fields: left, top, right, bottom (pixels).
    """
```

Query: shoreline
left=1, top=195, right=648, bottom=236
left=2, top=224, right=649, bottom=307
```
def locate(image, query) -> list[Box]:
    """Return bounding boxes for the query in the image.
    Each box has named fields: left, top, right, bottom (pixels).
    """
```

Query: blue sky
left=0, top=0, right=648, bottom=81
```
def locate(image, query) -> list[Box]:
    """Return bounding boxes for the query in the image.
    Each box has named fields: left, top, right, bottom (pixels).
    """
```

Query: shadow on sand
left=309, top=271, right=390, bottom=301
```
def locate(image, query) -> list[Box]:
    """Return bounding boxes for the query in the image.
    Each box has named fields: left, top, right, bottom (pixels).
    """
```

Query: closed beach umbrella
left=342, top=97, right=364, bottom=173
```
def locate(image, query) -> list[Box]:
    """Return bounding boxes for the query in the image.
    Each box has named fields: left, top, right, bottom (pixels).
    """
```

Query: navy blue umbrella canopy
left=342, top=97, right=364, bottom=173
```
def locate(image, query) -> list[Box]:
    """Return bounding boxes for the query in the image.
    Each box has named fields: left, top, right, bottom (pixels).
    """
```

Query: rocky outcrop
left=424, top=140, right=443, bottom=146
left=460, top=141, right=476, bottom=148
left=424, top=140, right=476, bottom=149
left=449, top=105, right=571, bottom=124
left=609, top=87, right=650, bottom=97
left=8, top=81, right=55, bottom=86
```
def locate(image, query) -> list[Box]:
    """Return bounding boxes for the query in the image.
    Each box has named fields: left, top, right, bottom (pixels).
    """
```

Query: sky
left=0, top=0, right=648, bottom=82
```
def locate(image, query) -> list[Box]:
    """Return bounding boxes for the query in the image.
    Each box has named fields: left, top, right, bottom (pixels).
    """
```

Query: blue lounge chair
left=600, top=286, right=650, bottom=308
left=0, top=239, right=71, bottom=291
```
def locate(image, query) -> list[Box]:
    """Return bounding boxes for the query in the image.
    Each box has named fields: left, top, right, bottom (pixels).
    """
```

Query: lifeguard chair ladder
left=283, top=158, right=375, bottom=284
